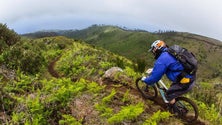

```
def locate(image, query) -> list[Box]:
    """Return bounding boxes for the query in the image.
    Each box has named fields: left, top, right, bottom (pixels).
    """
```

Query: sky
left=0, top=0, right=222, bottom=41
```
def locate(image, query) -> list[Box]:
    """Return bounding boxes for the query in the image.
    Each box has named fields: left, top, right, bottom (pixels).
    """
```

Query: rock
left=102, top=67, right=133, bottom=86
left=103, top=67, right=123, bottom=78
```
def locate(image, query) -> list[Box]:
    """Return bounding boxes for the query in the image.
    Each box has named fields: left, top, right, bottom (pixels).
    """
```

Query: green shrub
left=197, top=101, right=222, bottom=125
left=115, top=57, right=125, bottom=69
left=11, top=112, right=26, bottom=124
left=5, top=72, right=41, bottom=94
left=0, top=54, right=4, bottom=63
left=11, top=93, right=48, bottom=125
left=43, top=78, right=86, bottom=106
left=0, top=23, right=20, bottom=46
left=135, top=58, right=146, bottom=73
left=95, top=89, right=116, bottom=118
left=124, top=66, right=140, bottom=80
left=59, top=114, right=82, bottom=125
left=95, top=103, right=113, bottom=118
left=87, top=81, right=104, bottom=94
left=107, top=102, right=144, bottom=124
left=102, top=89, right=116, bottom=104
left=26, top=94, right=47, bottom=124
left=2, top=43, right=46, bottom=74
left=122, top=89, right=130, bottom=103
left=190, top=82, right=216, bottom=105
left=143, top=110, right=171, bottom=125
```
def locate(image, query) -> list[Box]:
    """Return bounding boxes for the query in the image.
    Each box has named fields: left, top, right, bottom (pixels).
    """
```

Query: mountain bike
left=136, top=68, right=198, bottom=122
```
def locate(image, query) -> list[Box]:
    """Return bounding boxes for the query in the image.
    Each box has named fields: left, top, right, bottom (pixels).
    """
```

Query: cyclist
left=141, top=40, right=196, bottom=111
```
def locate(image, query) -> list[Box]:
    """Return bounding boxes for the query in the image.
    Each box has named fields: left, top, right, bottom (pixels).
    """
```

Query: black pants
left=166, top=81, right=195, bottom=101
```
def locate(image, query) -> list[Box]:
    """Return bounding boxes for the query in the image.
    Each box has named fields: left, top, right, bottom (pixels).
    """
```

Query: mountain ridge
left=22, top=25, right=222, bottom=81
left=22, top=24, right=222, bottom=43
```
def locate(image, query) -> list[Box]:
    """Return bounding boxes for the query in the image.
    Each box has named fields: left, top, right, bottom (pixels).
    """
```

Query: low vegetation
left=0, top=23, right=222, bottom=124
left=36, top=24, right=222, bottom=81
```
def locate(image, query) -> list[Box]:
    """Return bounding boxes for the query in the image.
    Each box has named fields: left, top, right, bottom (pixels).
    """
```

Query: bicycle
left=136, top=68, right=198, bottom=123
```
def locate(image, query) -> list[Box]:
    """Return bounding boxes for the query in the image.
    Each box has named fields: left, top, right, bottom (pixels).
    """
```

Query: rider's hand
left=141, top=76, right=146, bottom=82
left=146, top=68, right=153, bottom=74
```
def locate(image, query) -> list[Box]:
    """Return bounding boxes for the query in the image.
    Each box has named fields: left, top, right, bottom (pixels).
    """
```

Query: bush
left=0, top=23, right=20, bottom=47
left=59, top=115, right=82, bottom=125
left=143, top=110, right=171, bottom=125
left=135, top=58, right=146, bottom=73
left=2, top=42, right=46, bottom=74
left=107, top=102, right=144, bottom=124
left=197, top=101, right=222, bottom=125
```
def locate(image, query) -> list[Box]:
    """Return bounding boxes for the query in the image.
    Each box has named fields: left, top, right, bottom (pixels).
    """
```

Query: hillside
left=23, top=25, right=222, bottom=82
left=1, top=33, right=222, bottom=124
left=61, top=25, right=222, bottom=82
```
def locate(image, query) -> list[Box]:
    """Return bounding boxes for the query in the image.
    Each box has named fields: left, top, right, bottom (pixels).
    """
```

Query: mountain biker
left=141, top=40, right=196, bottom=111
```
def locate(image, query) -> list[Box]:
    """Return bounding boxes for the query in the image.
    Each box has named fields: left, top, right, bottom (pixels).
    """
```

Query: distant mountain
left=22, top=31, right=60, bottom=38
left=22, top=25, right=222, bottom=81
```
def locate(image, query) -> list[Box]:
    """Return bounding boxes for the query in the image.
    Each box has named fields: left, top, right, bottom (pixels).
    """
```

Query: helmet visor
left=148, top=46, right=154, bottom=52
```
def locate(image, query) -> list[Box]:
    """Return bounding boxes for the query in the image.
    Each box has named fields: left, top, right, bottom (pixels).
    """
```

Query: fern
left=124, top=66, right=140, bottom=80
left=94, top=89, right=116, bottom=118
left=5, top=72, right=40, bottom=94
left=95, top=103, right=113, bottom=118
left=107, top=102, right=144, bottom=124
left=49, top=78, right=86, bottom=105
left=122, top=89, right=130, bottom=103
left=11, top=112, right=26, bottom=124
left=143, top=110, right=171, bottom=125
left=87, top=81, right=104, bottom=94
left=99, top=61, right=114, bottom=69
left=102, top=89, right=116, bottom=104
left=59, top=114, right=82, bottom=125
left=197, top=101, right=222, bottom=125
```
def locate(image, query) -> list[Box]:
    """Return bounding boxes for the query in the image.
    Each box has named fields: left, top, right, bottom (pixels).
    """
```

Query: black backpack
left=167, top=45, right=198, bottom=76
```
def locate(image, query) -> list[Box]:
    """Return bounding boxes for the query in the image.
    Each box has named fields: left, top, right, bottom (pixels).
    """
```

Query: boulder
left=103, top=67, right=123, bottom=78
left=102, top=67, right=133, bottom=85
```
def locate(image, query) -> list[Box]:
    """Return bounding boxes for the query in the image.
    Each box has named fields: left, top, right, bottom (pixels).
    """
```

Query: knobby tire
left=136, top=77, right=158, bottom=100
left=136, top=77, right=198, bottom=122
left=175, top=96, right=198, bottom=122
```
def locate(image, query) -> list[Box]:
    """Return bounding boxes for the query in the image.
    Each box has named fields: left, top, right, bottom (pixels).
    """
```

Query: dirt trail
left=48, top=56, right=61, bottom=78
left=48, top=57, right=206, bottom=125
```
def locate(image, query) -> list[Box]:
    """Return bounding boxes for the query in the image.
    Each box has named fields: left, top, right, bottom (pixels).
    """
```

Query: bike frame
left=155, top=80, right=169, bottom=103
left=145, top=68, right=169, bottom=103
left=157, top=80, right=168, bottom=90
left=138, top=68, right=199, bottom=122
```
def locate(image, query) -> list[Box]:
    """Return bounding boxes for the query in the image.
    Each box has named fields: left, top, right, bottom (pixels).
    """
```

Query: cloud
left=0, top=0, right=222, bottom=41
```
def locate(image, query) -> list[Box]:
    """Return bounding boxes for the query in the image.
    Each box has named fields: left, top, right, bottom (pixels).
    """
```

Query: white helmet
left=149, top=40, right=166, bottom=53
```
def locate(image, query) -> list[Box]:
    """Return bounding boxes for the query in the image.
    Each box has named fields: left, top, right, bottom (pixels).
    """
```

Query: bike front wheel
left=174, top=97, right=198, bottom=122
left=136, top=77, right=158, bottom=100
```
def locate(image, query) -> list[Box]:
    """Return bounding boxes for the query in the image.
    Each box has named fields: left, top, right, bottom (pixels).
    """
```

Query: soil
left=48, top=57, right=206, bottom=125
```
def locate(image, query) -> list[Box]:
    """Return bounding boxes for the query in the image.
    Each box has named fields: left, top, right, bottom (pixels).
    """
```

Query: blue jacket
left=143, top=48, right=191, bottom=85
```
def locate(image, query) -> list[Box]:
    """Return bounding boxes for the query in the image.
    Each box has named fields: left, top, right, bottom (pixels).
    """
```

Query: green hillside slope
left=48, top=25, right=222, bottom=82
left=1, top=34, right=222, bottom=124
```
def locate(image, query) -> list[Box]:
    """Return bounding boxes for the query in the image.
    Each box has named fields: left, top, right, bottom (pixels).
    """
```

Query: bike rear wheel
left=174, top=97, right=198, bottom=122
left=136, top=77, right=158, bottom=100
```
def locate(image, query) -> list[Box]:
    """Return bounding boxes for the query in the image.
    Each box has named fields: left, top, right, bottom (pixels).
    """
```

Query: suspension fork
left=157, top=80, right=169, bottom=103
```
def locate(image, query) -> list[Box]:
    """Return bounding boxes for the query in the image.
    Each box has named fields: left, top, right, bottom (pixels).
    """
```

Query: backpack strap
left=176, top=71, right=187, bottom=83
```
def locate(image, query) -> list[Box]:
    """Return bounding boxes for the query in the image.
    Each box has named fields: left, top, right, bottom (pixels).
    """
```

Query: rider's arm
left=143, top=52, right=170, bottom=85
left=143, top=61, right=167, bottom=85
